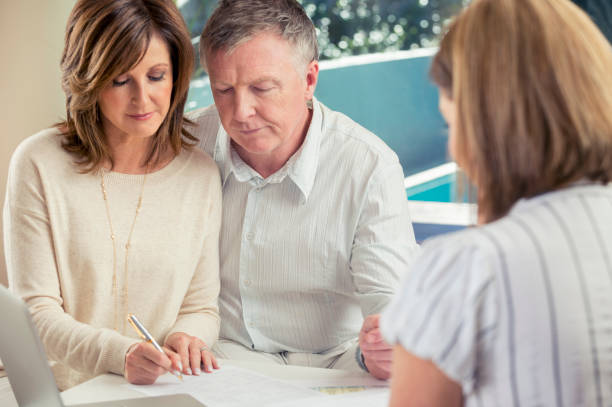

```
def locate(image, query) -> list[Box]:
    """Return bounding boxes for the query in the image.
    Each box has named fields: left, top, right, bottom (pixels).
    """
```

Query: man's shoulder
left=318, top=101, right=399, bottom=165
left=186, top=104, right=220, bottom=156
left=186, top=104, right=219, bottom=123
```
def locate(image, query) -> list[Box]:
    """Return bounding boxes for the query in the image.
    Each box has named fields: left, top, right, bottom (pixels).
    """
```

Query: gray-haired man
left=189, top=0, right=418, bottom=380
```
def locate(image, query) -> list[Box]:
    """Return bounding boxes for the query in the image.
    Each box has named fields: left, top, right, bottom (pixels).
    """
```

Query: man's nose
left=233, top=90, right=256, bottom=121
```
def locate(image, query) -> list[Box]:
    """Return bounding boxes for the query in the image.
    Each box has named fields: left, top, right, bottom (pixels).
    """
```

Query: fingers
left=359, top=314, right=383, bottom=348
left=359, top=315, right=393, bottom=380
left=124, top=342, right=171, bottom=385
left=211, top=353, right=220, bottom=370
left=189, top=340, right=202, bottom=375
left=360, top=328, right=388, bottom=350
left=363, top=348, right=393, bottom=363
left=126, top=363, right=161, bottom=385
left=361, top=347, right=393, bottom=380
left=201, top=350, right=213, bottom=373
left=200, top=348, right=220, bottom=373
left=368, top=360, right=392, bottom=374
left=166, top=333, right=192, bottom=376
left=163, top=346, right=183, bottom=373
left=142, top=343, right=173, bottom=370
left=165, top=332, right=221, bottom=376
left=361, top=314, right=381, bottom=333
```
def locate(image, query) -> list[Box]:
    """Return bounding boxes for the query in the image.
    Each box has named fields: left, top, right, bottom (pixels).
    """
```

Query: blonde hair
left=430, top=0, right=612, bottom=223
left=58, top=0, right=196, bottom=172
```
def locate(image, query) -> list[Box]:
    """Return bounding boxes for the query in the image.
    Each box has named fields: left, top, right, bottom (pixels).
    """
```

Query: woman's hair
left=199, top=0, right=318, bottom=74
left=58, top=0, right=196, bottom=172
left=430, top=0, right=612, bottom=222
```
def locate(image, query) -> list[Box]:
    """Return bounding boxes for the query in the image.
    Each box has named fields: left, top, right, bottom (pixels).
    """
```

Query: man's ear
left=304, top=59, right=319, bottom=100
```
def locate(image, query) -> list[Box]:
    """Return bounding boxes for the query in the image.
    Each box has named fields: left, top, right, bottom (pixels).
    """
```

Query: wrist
left=355, top=346, right=369, bottom=372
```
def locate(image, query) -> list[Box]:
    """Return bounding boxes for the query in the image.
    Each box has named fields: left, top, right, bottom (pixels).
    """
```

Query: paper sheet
left=286, top=375, right=388, bottom=389
left=124, top=365, right=324, bottom=407
left=285, top=374, right=388, bottom=396
left=268, top=386, right=390, bottom=407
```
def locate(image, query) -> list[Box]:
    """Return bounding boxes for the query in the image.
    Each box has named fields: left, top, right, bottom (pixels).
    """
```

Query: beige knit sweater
left=3, top=129, right=221, bottom=390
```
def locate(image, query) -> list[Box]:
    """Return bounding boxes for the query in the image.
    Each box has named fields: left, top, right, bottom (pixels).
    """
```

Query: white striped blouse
left=381, top=182, right=612, bottom=407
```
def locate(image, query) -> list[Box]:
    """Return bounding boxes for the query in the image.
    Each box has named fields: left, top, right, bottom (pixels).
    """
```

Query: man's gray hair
left=199, top=0, right=319, bottom=72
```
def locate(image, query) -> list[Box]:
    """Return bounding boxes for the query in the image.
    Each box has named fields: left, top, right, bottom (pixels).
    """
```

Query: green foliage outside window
left=177, top=0, right=467, bottom=78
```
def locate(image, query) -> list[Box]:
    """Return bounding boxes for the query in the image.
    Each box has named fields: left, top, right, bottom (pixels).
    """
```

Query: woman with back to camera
left=4, top=0, right=221, bottom=390
left=381, top=0, right=612, bottom=405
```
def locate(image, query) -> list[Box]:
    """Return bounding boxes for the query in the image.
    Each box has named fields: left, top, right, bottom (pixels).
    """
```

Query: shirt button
left=246, top=232, right=255, bottom=241
left=248, top=321, right=255, bottom=328
left=244, top=279, right=252, bottom=287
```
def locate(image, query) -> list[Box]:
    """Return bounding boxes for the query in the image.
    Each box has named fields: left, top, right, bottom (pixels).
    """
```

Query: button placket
left=239, top=181, right=264, bottom=344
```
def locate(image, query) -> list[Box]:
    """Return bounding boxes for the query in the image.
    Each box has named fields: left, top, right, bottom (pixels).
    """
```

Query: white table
left=0, top=371, right=18, bottom=407
left=1, top=360, right=384, bottom=406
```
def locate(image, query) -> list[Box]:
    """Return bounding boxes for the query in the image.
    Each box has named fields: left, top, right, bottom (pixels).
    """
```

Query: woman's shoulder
left=422, top=213, right=523, bottom=263
left=404, top=221, right=519, bottom=299
left=9, top=128, right=68, bottom=170
left=167, top=147, right=221, bottom=195
left=420, top=225, right=501, bottom=263
left=178, top=147, right=219, bottom=177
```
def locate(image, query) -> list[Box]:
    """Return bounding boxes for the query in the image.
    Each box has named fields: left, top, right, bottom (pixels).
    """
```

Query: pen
left=127, top=313, right=183, bottom=381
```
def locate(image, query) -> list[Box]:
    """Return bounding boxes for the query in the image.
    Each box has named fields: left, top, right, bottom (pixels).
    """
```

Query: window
left=178, top=0, right=471, bottom=210
left=178, top=0, right=466, bottom=80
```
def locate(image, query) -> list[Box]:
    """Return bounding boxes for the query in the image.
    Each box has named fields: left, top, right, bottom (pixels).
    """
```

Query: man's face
left=206, top=32, right=318, bottom=162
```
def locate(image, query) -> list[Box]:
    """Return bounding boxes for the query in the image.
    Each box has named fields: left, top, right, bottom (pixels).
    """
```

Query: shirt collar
left=213, top=97, right=324, bottom=202
left=212, top=123, right=234, bottom=186
left=286, top=97, right=323, bottom=201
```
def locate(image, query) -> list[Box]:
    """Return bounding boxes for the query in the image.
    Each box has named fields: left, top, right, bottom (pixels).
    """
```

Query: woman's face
left=98, top=33, right=173, bottom=141
left=438, top=89, right=458, bottom=162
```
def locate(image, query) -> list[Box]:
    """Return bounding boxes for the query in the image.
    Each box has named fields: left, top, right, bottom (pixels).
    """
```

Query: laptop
left=0, top=285, right=205, bottom=406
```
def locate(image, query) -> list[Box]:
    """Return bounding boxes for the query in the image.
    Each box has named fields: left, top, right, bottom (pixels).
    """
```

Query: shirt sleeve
left=350, top=160, right=419, bottom=316
left=3, top=141, right=137, bottom=378
left=165, top=163, right=221, bottom=347
left=380, top=234, right=499, bottom=393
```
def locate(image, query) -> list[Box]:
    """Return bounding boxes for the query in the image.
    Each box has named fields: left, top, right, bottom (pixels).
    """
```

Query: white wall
left=0, top=1, right=76, bottom=287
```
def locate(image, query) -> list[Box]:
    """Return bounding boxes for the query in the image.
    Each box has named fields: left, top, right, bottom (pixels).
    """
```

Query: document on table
left=124, top=365, right=324, bottom=407
left=287, top=375, right=387, bottom=389
left=268, top=386, right=390, bottom=407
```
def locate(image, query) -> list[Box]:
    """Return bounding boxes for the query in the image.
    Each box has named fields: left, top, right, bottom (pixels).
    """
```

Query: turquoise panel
left=314, top=55, right=449, bottom=176
left=186, top=53, right=448, bottom=177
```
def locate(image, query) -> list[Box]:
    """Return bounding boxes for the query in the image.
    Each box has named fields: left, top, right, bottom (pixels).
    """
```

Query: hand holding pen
left=124, top=314, right=183, bottom=385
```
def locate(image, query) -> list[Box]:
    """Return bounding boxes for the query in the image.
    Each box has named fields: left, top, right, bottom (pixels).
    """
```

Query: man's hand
left=165, top=332, right=219, bottom=376
left=359, top=314, right=392, bottom=379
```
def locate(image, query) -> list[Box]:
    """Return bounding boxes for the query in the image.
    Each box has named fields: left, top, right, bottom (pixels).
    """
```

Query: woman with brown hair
left=4, top=0, right=221, bottom=389
left=381, top=0, right=612, bottom=405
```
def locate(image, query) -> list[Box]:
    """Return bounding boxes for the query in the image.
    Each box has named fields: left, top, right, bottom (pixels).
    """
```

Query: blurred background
left=179, top=0, right=466, bottom=77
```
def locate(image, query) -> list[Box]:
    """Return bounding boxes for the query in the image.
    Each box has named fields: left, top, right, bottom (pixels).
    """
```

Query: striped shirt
left=188, top=99, right=418, bottom=353
left=381, top=183, right=612, bottom=407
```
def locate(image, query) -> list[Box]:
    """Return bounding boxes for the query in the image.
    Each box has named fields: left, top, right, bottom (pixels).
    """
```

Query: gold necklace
left=100, top=168, right=147, bottom=333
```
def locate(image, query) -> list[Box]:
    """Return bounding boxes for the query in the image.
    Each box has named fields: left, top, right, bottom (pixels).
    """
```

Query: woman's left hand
left=164, top=332, right=219, bottom=376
